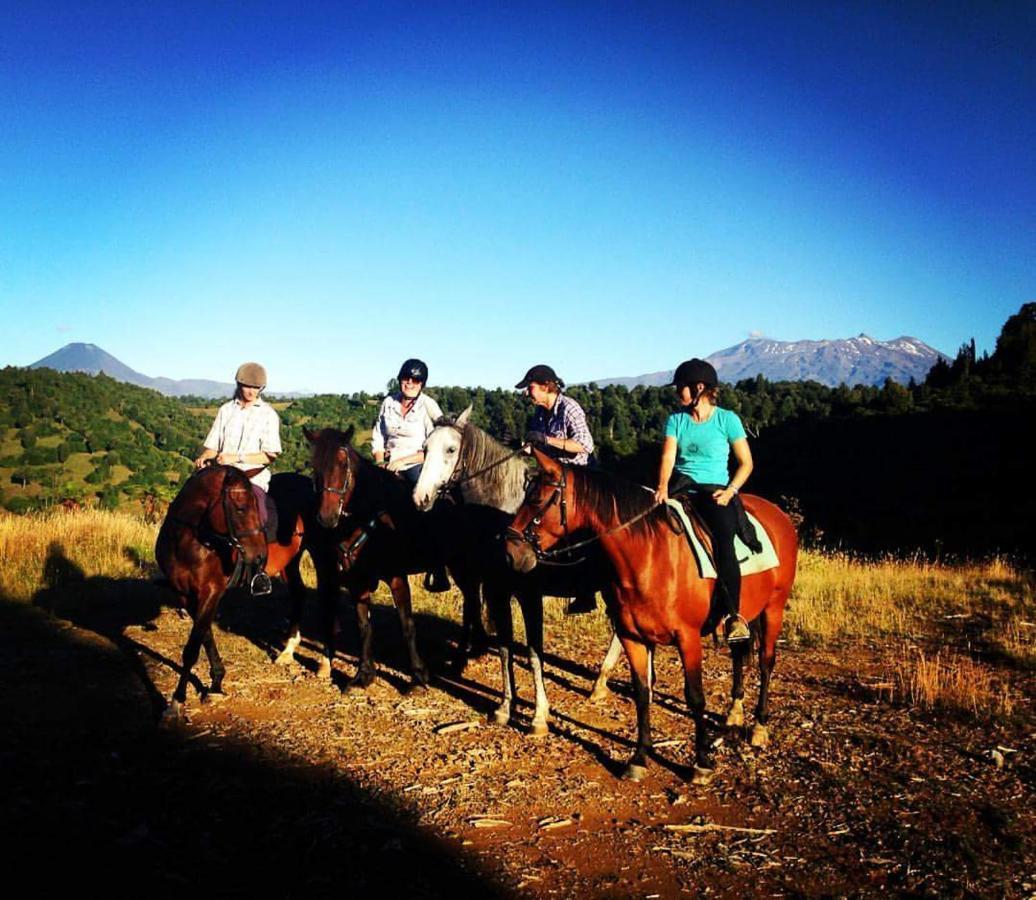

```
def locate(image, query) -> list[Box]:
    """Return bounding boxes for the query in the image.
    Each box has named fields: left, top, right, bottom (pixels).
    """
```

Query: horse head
left=306, top=425, right=357, bottom=529
left=503, top=447, right=571, bottom=574
left=413, top=405, right=472, bottom=511
left=205, top=465, right=268, bottom=567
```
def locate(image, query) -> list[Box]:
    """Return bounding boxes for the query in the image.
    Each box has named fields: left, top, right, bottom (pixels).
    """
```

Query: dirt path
left=2, top=586, right=1033, bottom=897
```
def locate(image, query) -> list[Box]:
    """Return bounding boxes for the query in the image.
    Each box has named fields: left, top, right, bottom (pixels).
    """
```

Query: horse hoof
left=691, top=766, right=715, bottom=786
left=750, top=724, right=769, bottom=748
left=273, top=650, right=295, bottom=667
left=346, top=669, right=376, bottom=691
left=528, top=720, right=549, bottom=737
left=160, top=701, right=186, bottom=726
left=622, top=763, right=648, bottom=782
left=725, top=701, right=745, bottom=728
left=490, top=708, right=511, bottom=726
left=412, top=667, right=431, bottom=688
left=201, top=691, right=226, bottom=705
left=316, top=660, right=333, bottom=681
left=588, top=683, right=611, bottom=703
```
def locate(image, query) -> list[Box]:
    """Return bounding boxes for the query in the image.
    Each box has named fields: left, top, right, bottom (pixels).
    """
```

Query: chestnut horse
left=504, top=448, right=798, bottom=784
left=156, top=464, right=307, bottom=722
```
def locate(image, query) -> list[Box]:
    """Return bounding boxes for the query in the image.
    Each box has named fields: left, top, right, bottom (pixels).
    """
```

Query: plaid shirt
left=203, top=397, right=282, bottom=491
left=530, top=393, right=594, bottom=466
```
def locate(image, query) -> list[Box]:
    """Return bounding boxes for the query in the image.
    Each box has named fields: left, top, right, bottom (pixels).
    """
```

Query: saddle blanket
left=665, top=499, right=779, bottom=579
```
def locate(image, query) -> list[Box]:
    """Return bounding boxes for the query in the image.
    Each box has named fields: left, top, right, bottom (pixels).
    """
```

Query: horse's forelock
left=311, top=427, right=354, bottom=474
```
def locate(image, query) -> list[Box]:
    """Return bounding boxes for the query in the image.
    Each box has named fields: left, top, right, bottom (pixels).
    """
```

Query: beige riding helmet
left=235, top=361, right=268, bottom=388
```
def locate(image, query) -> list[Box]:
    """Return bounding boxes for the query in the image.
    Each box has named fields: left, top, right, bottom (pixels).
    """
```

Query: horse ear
left=344, top=425, right=355, bottom=445
left=532, top=446, right=561, bottom=478
left=455, top=405, right=473, bottom=428
left=304, top=427, right=318, bottom=444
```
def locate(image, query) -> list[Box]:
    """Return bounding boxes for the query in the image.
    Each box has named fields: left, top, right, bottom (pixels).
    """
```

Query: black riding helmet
left=671, top=358, right=718, bottom=389
left=398, top=358, right=428, bottom=385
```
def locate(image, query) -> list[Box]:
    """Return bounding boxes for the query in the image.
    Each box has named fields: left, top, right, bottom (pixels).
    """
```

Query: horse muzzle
left=503, top=532, right=538, bottom=574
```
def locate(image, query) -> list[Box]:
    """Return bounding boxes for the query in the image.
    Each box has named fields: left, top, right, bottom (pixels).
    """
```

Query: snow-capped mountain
left=595, top=335, right=949, bottom=389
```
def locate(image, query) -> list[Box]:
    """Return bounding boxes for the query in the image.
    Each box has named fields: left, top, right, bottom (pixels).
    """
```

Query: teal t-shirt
left=664, top=407, right=747, bottom=485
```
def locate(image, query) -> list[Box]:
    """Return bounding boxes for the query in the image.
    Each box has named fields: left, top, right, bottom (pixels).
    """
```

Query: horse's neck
left=459, top=427, right=527, bottom=514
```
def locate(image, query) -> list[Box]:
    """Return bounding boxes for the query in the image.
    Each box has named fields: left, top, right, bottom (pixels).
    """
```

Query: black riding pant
left=669, top=475, right=741, bottom=618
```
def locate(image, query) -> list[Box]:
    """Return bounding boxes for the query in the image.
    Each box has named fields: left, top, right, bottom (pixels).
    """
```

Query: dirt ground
left=2, top=577, right=1033, bottom=898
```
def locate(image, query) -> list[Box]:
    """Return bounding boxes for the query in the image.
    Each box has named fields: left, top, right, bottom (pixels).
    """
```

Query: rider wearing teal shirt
left=665, top=407, right=747, bottom=486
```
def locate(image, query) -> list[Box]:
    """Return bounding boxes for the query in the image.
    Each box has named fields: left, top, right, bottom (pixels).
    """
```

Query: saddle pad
left=665, top=499, right=779, bottom=579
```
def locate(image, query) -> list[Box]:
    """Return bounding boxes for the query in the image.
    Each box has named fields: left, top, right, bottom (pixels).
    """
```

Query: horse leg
left=752, top=608, right=783, bottom=748
left=726, top=638, right=751, bottom=728
left=675, top=629, right=714, bottom=784
left=346, top=592, right=377, bottom=689
left=456, top=568, right=490, bottom=656
left=517, top=591, right=549, bottom=736
left=163, top=585, right=220, bottom=724
left=201, top=625, right=226, bottom=697
left=315, top=577, right=339, bottom=681
left=589, top=632, right=624, bottom=702
left=274, top=553, right=305, bottom=666
left=618, top=637, right=653, bottom=781
left=486, top=585, right=516, bottom=726
left=390, top=576, right=430, bottom=689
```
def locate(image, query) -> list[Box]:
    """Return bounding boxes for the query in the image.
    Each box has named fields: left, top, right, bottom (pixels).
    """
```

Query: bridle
left=504, top=465, right=577, bottom=565
left=315, top=445, right=354, bottom=523
left=505, top=465, right=662, bottom=565
left=172, top=467, right=264, bottom=586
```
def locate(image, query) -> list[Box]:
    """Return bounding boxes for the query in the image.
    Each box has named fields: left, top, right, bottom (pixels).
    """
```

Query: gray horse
left=413, top=407, right=642, bottom=735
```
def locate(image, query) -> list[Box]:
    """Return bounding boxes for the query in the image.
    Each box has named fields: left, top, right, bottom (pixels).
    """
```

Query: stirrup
left=250, top=572, right=273, bottom=596
left=724, top=614, right=751, bottom=644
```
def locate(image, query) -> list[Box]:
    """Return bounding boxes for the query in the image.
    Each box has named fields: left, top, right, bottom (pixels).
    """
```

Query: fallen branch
left=665, top=823, right=776, bottom=836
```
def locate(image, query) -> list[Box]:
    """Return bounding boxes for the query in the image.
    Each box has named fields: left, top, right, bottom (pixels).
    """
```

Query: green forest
left=2, top=303, right=1033, bottom=556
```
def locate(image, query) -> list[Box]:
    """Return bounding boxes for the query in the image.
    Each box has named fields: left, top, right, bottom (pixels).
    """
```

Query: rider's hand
left=653, top=485, right=669, bottom=505
left=193, top=456, right=207, bottom=469
left=713, top=487, right=736, bottom=507
left=386, top=457, right=407, bottom=473
left=525, top=430, right=547, bottom=447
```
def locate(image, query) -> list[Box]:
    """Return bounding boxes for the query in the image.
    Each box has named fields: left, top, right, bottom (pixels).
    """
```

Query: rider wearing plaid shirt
left=516, top=364, right=594, bottom=467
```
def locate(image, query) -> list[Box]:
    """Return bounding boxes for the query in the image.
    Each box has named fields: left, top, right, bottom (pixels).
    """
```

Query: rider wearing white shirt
left=371, top=359, right=443, bottom=485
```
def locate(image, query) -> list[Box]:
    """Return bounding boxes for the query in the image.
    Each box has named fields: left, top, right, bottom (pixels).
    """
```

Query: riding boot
left=566, top=591, right=597, bottom=615
left=424, top=566, right=451, bottom=593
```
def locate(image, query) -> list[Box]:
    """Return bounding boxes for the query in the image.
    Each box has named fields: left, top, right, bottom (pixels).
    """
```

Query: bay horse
left=414, top=407, right=619, bottom=736
left=155, top=464, right=307, bottom=723
left=503, top=447, right=798, bottom=783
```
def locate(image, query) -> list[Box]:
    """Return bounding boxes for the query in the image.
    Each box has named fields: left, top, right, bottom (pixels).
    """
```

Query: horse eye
left=447, top=447, right=456, bottom=454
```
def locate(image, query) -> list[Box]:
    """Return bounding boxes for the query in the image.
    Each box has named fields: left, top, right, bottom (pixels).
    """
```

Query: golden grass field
left=2, top=507, right=1032, bottom=721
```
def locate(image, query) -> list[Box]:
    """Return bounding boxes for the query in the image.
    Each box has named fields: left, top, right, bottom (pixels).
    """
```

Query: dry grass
left=787, top=550, right=1035, bottom=662
left=875, top=646, right=1018, bottom=719
left=0, top=508, right=157, bottom=603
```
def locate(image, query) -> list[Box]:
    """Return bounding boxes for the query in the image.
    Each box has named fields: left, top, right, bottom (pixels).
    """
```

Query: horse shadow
left=3, top=579, right=507, bottom=897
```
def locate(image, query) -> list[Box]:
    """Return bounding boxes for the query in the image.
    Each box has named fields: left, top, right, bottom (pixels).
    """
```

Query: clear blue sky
left=2, top=1, right=1032, bottom=394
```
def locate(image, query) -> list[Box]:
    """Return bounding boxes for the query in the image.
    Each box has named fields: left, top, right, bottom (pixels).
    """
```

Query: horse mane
left=569, top=466, right=664, bottom=539
left=457, top=421, right=528, bottom=511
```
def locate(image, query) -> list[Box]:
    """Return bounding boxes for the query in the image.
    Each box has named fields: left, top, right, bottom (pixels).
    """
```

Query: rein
left=505, top=466, right=662, bottom=565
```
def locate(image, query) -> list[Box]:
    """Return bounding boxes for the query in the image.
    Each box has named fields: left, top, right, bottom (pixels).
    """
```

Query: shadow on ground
left=3, top=547, right=509, bottom=896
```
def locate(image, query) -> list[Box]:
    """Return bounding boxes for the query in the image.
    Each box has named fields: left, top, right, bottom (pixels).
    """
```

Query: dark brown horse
left=302, top=427, right=444, bottom=690
left=155, top=464, right=306, bottom=722
left=504, top=448, right=798, bottom=784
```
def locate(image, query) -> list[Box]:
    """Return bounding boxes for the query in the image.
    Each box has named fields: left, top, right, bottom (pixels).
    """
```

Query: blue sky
left=1, top=1, right=1033, bottom=394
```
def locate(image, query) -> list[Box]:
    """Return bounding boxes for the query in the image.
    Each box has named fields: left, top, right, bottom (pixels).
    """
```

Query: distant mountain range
left=29, top=343, right=309, bottom=398
left=595, top=335, right=949, bottom=389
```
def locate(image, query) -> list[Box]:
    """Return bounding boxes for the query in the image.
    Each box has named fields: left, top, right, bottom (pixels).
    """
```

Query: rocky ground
left=2, top=580, right=1033, bottom=897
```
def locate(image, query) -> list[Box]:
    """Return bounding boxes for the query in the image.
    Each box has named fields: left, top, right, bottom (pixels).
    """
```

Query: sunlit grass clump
left=0, top=509, right=157, bottom=603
